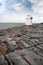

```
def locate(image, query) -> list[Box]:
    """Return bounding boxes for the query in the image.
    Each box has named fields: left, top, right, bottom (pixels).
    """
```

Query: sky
left=0, top=0, right=43, bottom=23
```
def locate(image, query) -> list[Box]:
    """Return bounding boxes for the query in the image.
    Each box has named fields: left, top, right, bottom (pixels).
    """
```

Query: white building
left=25, top=15, right=33, bottom=25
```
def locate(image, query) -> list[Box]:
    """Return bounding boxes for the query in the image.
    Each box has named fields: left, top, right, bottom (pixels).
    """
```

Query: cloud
left=11, top=2, right=25, bottom=13
left=0, top=0, right=43, bottom=23
left=0, top=13, right=25, bottom=23
left=0, top=0, right=5, bottom=15
left=0, top=0, right=33, bottom=15
left=0, top=0, right=7, bottom=15
left=29, top=0, right=38, bottom=4
left=32, top=2, right=43, bottom=13
left=5, top=0, right=32, bottom=14
left=29, top=0, right=43, bottom=14
left=28, top=0, right=43, bottom=23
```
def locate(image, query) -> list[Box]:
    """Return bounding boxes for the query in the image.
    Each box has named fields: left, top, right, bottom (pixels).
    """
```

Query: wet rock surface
left=0, top=23, right=43, bottom=65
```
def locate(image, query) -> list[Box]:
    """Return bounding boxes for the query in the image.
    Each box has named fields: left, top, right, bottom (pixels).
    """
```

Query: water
left=0, top=23, right=25, bottom=29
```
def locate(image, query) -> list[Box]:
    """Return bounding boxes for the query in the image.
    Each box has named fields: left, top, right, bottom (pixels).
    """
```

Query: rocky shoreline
left=0, top=23, right=43, bottom=65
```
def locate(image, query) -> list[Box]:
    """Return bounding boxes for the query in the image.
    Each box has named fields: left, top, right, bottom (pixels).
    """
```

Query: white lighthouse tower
left=25, top=15, right=33, bottom=25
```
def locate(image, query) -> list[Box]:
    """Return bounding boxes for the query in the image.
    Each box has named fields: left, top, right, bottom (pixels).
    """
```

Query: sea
left=0, top=23, right=25, bottom=29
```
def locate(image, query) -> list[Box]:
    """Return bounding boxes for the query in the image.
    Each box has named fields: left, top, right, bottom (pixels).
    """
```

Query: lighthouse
left=25, top=15, right=33, bottom=25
